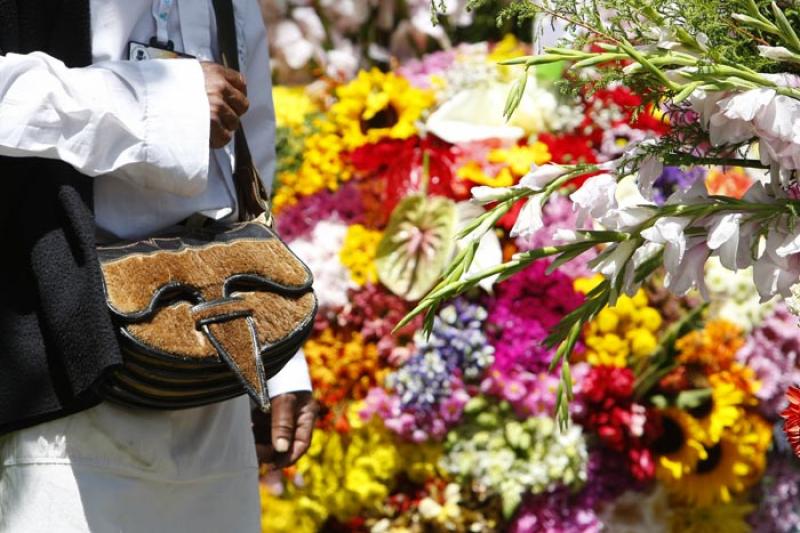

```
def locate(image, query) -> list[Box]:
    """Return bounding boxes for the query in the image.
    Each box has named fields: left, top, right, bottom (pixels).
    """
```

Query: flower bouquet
left=260, top=35, right=800, bottom=532
left=404, top=0, right=800, bottom=446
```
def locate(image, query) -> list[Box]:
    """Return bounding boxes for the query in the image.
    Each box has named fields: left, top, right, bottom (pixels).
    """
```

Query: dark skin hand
left=253, top=392, right=319, bottom=470
left=200, top=61, right=249, bottom=148
left=202, top=63, right=318, bottom=465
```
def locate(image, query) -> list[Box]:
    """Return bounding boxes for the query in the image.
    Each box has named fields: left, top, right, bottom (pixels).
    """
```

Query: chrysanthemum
left=664, top=413, right=771, bottom=507
left=328, top=69, right=435, bottom=150
left=669, top=501, right=755, bottom=533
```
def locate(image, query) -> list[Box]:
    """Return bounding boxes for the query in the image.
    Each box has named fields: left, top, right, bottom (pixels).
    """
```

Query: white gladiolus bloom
left=518, top=164, right=569, bottom=190
left=665, top=239, right=711, bottom=298
left=510, top=195, right=546, bottom=238
left=570, top=173, right=618, bottom=226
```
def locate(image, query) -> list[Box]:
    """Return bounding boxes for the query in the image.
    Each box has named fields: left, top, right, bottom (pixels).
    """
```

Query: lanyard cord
left=152, top=0, right=175, bottom=46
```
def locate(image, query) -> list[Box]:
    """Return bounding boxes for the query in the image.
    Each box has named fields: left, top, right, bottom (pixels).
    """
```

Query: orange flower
left=675, top=320, right=744, bottom=373
left=782, top=385, right=800, bottom=457
left=705, top=167, right=753, bottom=199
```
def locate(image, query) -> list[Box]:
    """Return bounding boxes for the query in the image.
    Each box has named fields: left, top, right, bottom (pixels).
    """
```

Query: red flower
left=782, top=385, right=800, bottom=457
left=347, top=135, right=468, bottom=215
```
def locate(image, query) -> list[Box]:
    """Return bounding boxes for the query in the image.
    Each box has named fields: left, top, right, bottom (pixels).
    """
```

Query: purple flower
left=652, top=166, right=706, bottom=205
left=750, top=456, right=800, bottom=533
left=510, top=489, right=602, bottom=533
left=398, top=49, right=457, bottom=88
left=275, top=182, right=365, bottom=241
left=737, top=305, right=800, bottom=418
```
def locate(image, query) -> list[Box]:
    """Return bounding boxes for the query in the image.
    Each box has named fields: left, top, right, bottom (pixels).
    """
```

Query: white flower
left=470, top=186, right=516, bottom=204
left=758, top=45, right=800, bottom=63
left=455, top=202, right=502, bottom=291
left=518, top=164, right=569, bottom=190
left=510, top=195, right=545, bottom=238
left=664, top=239, right=710, bottom=298
left=289, top=220, right=352, bottom=308
left=570, top=173, right=618, bottom=226
left=752, top=233, right=800, bottom=300
left=706, top=212, right=751, bottom=270
left=589, top=239, right=638, bottom=293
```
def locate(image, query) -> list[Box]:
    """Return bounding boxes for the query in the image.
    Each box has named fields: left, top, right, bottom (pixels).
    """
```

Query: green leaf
left=376, top=194, right=457, bottom=301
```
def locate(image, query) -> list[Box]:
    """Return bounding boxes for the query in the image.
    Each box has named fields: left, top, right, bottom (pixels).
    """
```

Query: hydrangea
left=737, top=305, right=800, bottom=417
left=442, top=397, right=588, bottom=518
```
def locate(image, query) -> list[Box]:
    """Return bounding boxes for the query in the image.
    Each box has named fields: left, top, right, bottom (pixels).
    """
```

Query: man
left=0, top=1, right=317, bottom=530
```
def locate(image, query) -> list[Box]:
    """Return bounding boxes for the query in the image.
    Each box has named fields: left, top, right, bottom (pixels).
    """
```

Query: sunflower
left=328, top=69, right=435, bottom=150
left=653, top=409, right=708, bottom=482
left=688, top=375, right=746, bottom=444
left=663, top=413, right=771, bottom=507
left=669, top=500, right=755, bottom=533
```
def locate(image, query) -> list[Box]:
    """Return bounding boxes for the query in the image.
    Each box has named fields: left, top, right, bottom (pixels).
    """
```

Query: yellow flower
left=669, top=500, right=755, bottom=533
left=457, top=162, right=515, bottom=187
left=627, top=328, right=658, bottom=358
left=488, top=143, right=552, bottom=177
left=328, top=69, right=435, bottom=150
left=273, top=131, right=354, bottom=212
left=261, top=418, right=445, bottom=529
left=654, top=408, right=708, bottom=482
left=691, top=376, right=746, bottom=444
left=272, top=86, right=319, bottom=129
left=579, top=280, right=663, bottom=367
left=340, top=224, right=382, bottom=286
left=664, top=412, right=771, bottom=507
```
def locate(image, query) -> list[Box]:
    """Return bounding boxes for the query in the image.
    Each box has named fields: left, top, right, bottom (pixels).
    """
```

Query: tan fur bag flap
left=96, top=222, right=317, bottom=411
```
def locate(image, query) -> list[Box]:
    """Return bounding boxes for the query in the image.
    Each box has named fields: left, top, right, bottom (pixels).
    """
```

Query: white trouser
left=0, top=397, right=260, bottom=533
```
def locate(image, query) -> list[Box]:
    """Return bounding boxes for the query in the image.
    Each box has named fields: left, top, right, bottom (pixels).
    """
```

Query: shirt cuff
left=136, top=58, right=210, bottom=197
left=267, top=350, right=312, bottom=399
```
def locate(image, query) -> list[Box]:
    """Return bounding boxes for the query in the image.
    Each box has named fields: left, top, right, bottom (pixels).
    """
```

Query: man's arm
left=0, top=52, right=246, bottom=197
left=240, top=0, right=317, bottom=466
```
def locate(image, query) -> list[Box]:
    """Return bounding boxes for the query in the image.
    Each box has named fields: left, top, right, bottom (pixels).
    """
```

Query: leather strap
left=211, top=0, right=270, bottom=222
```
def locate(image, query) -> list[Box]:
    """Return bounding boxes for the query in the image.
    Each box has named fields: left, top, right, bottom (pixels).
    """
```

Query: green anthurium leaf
left=376, top=194, right=457, bottom=301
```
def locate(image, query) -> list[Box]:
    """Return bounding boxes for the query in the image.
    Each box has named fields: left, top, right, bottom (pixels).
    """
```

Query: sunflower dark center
left=688, top=396, right=714, bottom=419
left=696, top=443, right=723, bottom=474
left=360, top=104, right=399, bottom=133
left=653, top=416, right=685, bottom=455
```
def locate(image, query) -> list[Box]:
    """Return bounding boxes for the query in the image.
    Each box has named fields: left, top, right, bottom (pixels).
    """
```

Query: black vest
left=0, top=0, right=123, bottom=435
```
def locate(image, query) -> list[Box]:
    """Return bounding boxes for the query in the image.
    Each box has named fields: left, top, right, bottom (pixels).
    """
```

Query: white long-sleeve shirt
left=0, top=0, right=310, bottom=397
left=0, top=2, right=309, bottom=530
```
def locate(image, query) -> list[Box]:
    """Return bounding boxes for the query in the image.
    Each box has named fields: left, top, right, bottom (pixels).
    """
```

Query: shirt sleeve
left=240, top=0, right=312, bottom=396
left=266, top=350, right=313, bottom=398
left=0, top=52, right=210, bottom=197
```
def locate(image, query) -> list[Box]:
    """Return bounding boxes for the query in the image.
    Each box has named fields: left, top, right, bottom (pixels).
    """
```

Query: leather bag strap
left=211, top=0, right=271, bottom=222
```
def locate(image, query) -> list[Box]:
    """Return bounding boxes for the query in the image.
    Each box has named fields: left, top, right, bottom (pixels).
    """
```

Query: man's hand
left=200, top=62, right=249, bottom=148
left=253, top=392, right=319, bottom=470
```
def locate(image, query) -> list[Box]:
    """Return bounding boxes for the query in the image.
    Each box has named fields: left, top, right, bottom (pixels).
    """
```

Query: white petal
left=509, top=196, right=544, bottom=238
left=518, top=164, right=568, bottom=190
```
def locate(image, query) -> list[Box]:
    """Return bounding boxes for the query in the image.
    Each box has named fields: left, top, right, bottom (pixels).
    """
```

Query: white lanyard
left=152, top=0, right=175, bottom=45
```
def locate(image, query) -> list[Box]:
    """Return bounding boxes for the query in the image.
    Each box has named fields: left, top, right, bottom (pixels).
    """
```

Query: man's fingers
left=222, top=68, right=247, bottom=94
left=216, top=100, right=240, bottom=132
left=289, top=397, right=318, bottom=464
left=224, top=87, right=250, bottom=117
left=210, top=122, right=233, bottom=149
left=271, top=394, right=298, bottom=454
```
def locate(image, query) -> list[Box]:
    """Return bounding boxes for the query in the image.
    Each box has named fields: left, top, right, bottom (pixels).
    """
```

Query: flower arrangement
left=258, top=35, right=800, bottom=532
left=405, top=0, right=800, bottom=452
